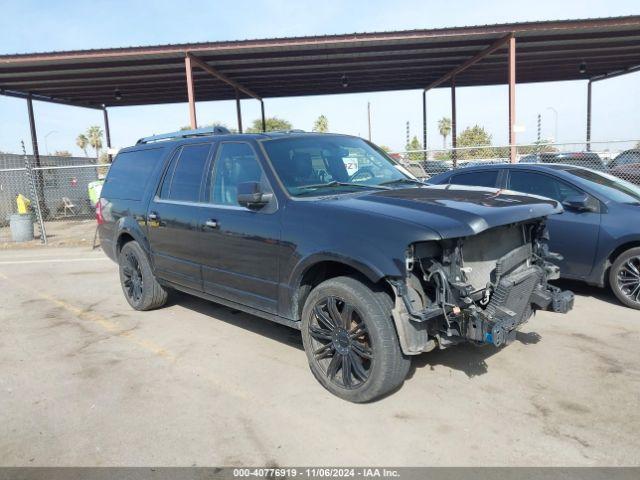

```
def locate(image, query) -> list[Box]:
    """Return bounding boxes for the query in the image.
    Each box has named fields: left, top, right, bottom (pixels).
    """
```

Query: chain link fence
left=0, top=153, right=109, bottom=244
left=2, top=140, right=639, bottom=245
left=392, top=139, right=640, bottom=184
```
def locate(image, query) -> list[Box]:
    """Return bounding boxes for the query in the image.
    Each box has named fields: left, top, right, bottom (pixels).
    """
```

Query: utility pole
left=367, top=102, right=372, bottom=141
left=537, top=114, right=541, bottom=143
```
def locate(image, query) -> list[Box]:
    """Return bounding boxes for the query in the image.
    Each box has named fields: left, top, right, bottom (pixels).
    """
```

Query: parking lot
left=0, top=246, right=638, bottom=467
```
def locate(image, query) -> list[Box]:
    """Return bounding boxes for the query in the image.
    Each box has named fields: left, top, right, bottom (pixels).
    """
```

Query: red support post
left=451, top=77, right=457, bottom=167
left=184, top=55, right=197, bottom=129
left=586, top=80, right=592, bottom=151
left=508, top=35, right=517, bottom=163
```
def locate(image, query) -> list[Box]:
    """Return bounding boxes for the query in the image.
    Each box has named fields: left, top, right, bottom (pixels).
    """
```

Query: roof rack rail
left=268, top=129, right=306, bottom=134
left=136, top=126, right=231, bottom=144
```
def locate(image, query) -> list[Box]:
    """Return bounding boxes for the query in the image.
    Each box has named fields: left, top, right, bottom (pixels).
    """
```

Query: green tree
left=405, top=136, right=423, bottom=162
left=76, top=134, right=89, bottom=157
left=87, top=126, right=103, bottom=158
left=456, top=125, right=494, bottom=160
left=246, top=116, right=292, bottom=133
left=438, top=117, right=452, bottom=148
left=312, top=115, right=329, bottom=133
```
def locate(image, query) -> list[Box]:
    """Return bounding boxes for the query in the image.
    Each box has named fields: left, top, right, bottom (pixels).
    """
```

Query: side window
left=159, top=144, right=211, bottom=202
left=450, top=170, right=499, bottom=188
left=102, top=147, right=166, bottom=201
left=508, top=171, right=582, bottom=202
left=209, top=143, right=269, bottom=206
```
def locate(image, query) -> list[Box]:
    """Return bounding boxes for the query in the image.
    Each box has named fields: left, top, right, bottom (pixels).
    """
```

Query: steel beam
left=508, top=35, right=517, bottom=163
left=103, top=106, right=112, bottom=161
left=26, top=94, right=49, bottom=217
left=184, top=55, right=197, bottom=129
left=261, top=100, right=266, bottom=132
left=451, top=77, right=457, bottom=167
left=422, top=90, right=427, bottom=161
left=0, top=88, right=101, bottom=110
left=235, top=90, right=243, bottom=133
left=586, top=80, right=592, bottom=150
left=187, top=52, right=261, bottom=100
left=425, top=33, right=513, bottom=91
left=590, top=64, right=640, bottom=83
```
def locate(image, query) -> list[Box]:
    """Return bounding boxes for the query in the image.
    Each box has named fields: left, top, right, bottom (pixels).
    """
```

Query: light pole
left=546, top=107, right=558, bottom=144
left=44, top=130, right=57, bottom=155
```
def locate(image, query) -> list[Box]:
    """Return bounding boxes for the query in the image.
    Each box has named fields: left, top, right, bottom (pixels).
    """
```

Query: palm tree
left=76, top=134, right=89, bottom=157
left=87, top=126, right=103, bottom=159
left=438, top=117, right=452, bottom=148
left=312, top=115, right=329, bottom=133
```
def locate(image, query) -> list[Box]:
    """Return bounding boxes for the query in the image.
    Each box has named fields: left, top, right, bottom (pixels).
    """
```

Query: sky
left=0, top=0, right=638, bottom=156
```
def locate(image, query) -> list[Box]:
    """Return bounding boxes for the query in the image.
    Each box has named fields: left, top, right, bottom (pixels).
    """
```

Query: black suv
left=98, top=128, right=573, bottom=402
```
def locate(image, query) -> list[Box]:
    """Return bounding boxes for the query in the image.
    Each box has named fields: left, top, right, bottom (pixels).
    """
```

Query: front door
left=198, top=141, right=281, bottom=314
left=507, top=169, right=601, bottom=278
left=146, top=142, right=213, bottom=290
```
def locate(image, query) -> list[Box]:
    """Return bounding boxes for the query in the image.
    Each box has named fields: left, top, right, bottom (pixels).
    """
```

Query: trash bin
left=9, top=213, right=34, bottom=242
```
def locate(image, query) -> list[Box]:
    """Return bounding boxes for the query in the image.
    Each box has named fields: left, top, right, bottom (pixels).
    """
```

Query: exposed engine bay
left=389, top=220, right=574, bottom=355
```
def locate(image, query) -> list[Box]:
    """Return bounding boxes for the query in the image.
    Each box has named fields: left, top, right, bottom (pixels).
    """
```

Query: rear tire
left=118, top=241, right=168, bottom=311
left=609, top=247, right=640, bottom=310
left=301, top=276, right=411, bottom=402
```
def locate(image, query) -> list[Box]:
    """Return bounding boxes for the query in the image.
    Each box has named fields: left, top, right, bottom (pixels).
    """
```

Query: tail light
left=96, top=198, right=106, bottom=225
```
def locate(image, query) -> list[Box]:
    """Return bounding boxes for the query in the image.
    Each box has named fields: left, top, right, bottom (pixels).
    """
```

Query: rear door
left=198, top=141, right=281, bottom=314
left=506, top=169, right=601, bottom=278
left=146, top=142, right=213, bottom=290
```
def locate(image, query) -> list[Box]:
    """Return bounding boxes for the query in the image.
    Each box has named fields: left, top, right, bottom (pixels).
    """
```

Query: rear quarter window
left=449, top=170, right=499, bottom=188
left=102, top=148, right=166, bottom=201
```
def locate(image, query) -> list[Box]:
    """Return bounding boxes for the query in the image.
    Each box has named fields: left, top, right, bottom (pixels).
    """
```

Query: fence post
left=22, top=141, right=47, bottom=244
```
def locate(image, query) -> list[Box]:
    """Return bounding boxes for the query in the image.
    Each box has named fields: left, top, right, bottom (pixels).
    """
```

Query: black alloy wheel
left=300, top=276, right=411, bottom=402
left=308, top=296, right=373, bottom=389
left=118, top=241, right=168, bottom=311
left=122, top=250, right=144, bottom=304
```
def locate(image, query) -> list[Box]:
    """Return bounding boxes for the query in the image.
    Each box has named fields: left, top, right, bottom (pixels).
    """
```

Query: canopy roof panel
left=1, top=16, right=639, bottom=108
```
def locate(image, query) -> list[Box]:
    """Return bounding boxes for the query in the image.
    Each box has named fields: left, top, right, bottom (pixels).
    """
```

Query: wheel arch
left=600, top=239, right=640, bottom=286
left=289, top=255, right=394, bottom=321
left=114, top=217, right=152, bottom=260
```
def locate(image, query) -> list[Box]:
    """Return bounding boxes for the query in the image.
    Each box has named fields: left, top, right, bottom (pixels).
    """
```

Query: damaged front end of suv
left=389, top=219, right=574, bottom=355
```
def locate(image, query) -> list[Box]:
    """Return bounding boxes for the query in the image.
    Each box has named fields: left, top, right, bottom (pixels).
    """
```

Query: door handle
left=204, top=219, right=219, bottom=229
left=148, top=212, right=158, bottom=221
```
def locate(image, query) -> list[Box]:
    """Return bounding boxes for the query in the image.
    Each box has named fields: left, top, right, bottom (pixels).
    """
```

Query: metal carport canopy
left=1, top=16, right=639, bottom=108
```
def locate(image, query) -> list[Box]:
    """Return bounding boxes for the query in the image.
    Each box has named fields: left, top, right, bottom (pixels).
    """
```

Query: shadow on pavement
left=167, top=289, right=304, bottom=351
left=167, top=289, right=553, bottom=380
left=552, top=279, right=620, bottom=308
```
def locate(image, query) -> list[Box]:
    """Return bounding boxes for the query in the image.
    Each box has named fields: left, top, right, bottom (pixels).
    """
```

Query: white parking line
left=0, top=257, right=109, bottom=265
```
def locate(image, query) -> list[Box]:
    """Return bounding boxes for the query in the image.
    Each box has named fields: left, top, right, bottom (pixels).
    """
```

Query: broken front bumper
left=464, top=264, right=574, bottom=347
left=390, top=264, right=574, bottom=355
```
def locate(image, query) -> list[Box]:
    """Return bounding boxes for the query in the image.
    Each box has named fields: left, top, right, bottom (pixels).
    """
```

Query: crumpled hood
left=329, top=185, right=562, bottom=239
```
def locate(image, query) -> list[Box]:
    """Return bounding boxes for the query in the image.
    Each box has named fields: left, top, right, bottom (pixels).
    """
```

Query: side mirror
left=237, top=181, right=272, bottom=209
left=562, top=194, right=594, bottom=212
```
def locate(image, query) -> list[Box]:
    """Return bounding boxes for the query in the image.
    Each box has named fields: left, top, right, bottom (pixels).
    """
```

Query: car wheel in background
left=301, top=276, right=411, bottom=402
left=118, top=241, right=168, bottom=311
left=609, top=247, right=640, bottom=310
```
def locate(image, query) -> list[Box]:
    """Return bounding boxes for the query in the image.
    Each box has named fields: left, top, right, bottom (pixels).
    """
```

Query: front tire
left=118, top=241, right=168, bottom=311
left=609, top=247, right=640, bottom=310
left=301, top=276, right=411, bottom=402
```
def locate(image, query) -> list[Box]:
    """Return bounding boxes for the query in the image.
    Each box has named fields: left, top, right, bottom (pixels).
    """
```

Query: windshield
left=261, top=136, right=413, bottom=196
left=566, top=168, right=640, bottom=204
